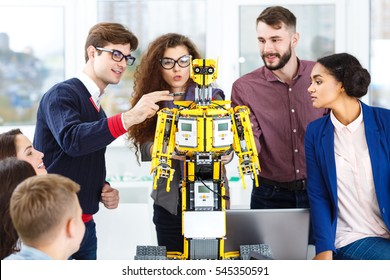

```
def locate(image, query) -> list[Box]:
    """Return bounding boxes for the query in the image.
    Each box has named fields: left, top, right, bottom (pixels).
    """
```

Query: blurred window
left=97, top=0, right=207, bottom=116
left=370, top=0, right=390, bottom=108
left=0, top=6, right=64, bottom=125
left=0, top=0, right=387, bottom=126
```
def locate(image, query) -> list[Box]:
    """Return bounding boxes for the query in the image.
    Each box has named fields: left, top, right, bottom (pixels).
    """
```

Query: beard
left=261, top=46, right=292, bottom=71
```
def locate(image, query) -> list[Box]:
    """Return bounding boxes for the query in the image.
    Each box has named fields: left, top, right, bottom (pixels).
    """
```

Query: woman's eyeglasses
left=159, top=55, right=191, bottom=70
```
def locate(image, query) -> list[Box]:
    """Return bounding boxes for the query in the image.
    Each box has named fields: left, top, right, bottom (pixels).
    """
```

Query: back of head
left=317, top=52, right=371, bottom=98
left=84, top=22, right=139, bottom=62
left=0, top=157, right=36, bottom=259
left=9, top=174, right=80, bottom=246
left=0, top=128, right=22, bottom=160
left=257, top=6, right=296, bottom=32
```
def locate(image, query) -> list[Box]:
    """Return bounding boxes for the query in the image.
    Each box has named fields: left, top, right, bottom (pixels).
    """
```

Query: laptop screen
left=224, top=208, right=310, bottom=260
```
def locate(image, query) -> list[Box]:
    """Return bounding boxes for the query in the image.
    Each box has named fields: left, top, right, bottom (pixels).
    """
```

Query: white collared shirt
left=76, top=71, right=104, bottom=112
left=331, top=107, right=390, bottom=249
left=75, top=71, right=127, bottom=132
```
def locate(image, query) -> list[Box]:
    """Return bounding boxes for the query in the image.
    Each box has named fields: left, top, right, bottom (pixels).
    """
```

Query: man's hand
left=123, top=91, right=173, bottom=129
left=101, top=183, right=119, bottom=209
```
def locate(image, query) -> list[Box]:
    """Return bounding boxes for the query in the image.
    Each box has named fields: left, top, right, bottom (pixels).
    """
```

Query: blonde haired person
left=4, top=174, right=85, bottom=260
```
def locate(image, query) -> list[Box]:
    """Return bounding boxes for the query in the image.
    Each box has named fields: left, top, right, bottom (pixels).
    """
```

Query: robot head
left=190, top=58, right=218, bottom=87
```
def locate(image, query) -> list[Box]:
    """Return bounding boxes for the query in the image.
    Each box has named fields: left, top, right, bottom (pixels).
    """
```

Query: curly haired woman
left=127, top=33, right=228, bottom=252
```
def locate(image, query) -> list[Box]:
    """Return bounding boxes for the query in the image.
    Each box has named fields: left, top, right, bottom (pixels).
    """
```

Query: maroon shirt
left=231, top=59, right=327, bottom=182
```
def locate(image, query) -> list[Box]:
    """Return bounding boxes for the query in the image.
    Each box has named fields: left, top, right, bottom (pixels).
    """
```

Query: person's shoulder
left=307, top=114, right=330, bottom=132
left=54, top=78, right=84, bottom=91
left=368, top=104, right=390, bottom=113
left=42, top=78, right=86, bottom=99
left=212, top=87, right=225, bottom=100
left=234, top=67, right=264, bottom=84
left=299, top=59, right=316, bottom=66
left=299, top=59, right=316, bottom=71
left=365, top=102, right=390, bottom=122
left=3, top=246, right=52, bottom=260
left=3, top=253, right=22, bottom=260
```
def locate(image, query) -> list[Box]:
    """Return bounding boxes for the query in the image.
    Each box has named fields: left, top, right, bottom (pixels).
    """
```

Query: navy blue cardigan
left=34, top=78, right=125, bottom=215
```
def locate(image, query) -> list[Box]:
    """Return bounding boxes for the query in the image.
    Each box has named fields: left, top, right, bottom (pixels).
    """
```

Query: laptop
left=224, top=208, right=310, bottom=260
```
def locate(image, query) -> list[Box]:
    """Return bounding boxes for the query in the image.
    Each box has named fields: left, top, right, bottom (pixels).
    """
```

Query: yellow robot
left=150, top=57, right=260, bottom=260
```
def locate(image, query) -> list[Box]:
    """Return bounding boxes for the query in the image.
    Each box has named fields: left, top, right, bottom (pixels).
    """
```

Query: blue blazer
left=305, top=101, right=390, bottom=254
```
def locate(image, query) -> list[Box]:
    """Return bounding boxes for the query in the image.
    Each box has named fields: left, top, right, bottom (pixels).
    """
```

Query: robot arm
left=150, top=108, right=178, bottom=192
left=230, top=106, right=261, bottom=188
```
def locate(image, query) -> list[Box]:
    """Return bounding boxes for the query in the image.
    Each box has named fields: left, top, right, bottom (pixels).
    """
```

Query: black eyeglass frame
left=159, top=55, right=191, bottom=70
left=95, top=46, right=136, bottom=66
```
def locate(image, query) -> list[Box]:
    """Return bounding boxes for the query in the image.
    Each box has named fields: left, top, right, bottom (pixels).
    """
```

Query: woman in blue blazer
left=305, top=53, right=390, bottom=260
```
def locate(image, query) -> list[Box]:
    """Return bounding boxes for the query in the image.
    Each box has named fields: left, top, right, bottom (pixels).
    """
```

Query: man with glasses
left=94, top=46, right=136, bottom=66
left=33, top=22, right=173, bottom=260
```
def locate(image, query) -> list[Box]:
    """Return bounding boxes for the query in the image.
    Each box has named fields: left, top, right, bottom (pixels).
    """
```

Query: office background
left=0, top=0, right=388, bottom=259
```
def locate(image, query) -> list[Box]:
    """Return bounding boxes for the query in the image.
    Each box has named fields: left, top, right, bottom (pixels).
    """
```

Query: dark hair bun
left=343, top=66, right=371, bottom=98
